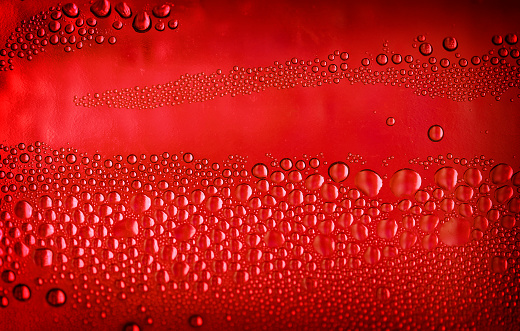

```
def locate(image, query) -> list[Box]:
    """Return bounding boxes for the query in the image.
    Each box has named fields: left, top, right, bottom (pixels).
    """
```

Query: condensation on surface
left=0, top=141, right=518, bottom=329
left=0, top=1, right=519, bottom=330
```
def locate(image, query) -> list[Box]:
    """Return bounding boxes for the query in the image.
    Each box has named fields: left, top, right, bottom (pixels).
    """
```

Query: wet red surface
left=0, top=0, right=519, bottom=330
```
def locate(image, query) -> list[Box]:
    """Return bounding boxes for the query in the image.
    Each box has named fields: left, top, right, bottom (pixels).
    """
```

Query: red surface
left=0, top=0, right=518, bottom=161
left=0, top=0, right=519, bottom=330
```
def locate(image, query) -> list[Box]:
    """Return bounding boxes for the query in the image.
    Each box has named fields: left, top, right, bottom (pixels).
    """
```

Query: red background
left=0, top=0, right=519, bottom=164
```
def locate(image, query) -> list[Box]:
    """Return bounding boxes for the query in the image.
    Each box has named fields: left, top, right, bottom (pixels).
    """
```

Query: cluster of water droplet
left=72, top=33, right=520, bottom=108
left=0, top=142, right=518, bottom=329
left=0, top=1, right=179, bottom=71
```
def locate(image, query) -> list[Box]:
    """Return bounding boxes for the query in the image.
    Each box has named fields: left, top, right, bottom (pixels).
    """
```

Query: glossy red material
left=0, top=0, right=519, bottom=330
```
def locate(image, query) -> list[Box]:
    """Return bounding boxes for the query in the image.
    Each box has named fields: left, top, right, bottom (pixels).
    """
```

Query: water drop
left=350, top=223, right=368, bottom=241
left=48, top=21, right=61, bottom=32
left=172, top=261, right=190, bottom=279
left=491, top=256, right=508, bottom=273
left=434, top=167, right=458, bottom=191
left=376, top=219, right=398, bottom=239
left=155, top=22, right=165, bottom=31
left=13, top=284, right=31, bottom=301
left=391, top=54, right=402, bottom=64
left=14, top=200, right=33, bottom=219
left=422, top=234, right=439, bottom=250
left=46, top=288, right=67, bottom=307
left=419, top=43, right=433, bottom=56
left=174, top=223, right=196, bottom=241
left=500, top=215, right=515, bottom=229
left=252, top=163, right=268, bottom=178
left=189, top=315, right=203, bottom=328
left=123, top=323, right=141, bottom=331
left=133, top=11, right=152, bottom=33
left=130, top=193, right=151, bottom=213
left=463, top=168, right=482, bottom=187
left=183, top=153, right=194, bottom=163
left=376, top=287, right=390, bottom=300
left=320, top=183, right=338, bottom=201
left=354, top=169, right=383, bottom=197
left=313, top=234, right=335, bottom=256
left=206, top=196, right=223, bottom=212
left=115, top=2, right=132, bottom=18
left=0, top=296, right=8, bottom=308
left=152, top=5, right=171, bottom=18
left=376, top=54, right=388, bottom=65
left=454, top=185, right=474, bottom=202
left=113, top=219, right=139, bottom=237
left=156, top=270, right=170, bottom=284
left=490, top=163, right=513, bottom=184
left=363, top=246, right=381, bottom=264
left=509, top=197, right=520, bottom=213
left=505, top=33, right=518, bottom=44
left=168, top=19, right=179, bottom=30
left=160, top=245, right=178, bottom=261
left=389, top=169, right=421, bottom=198
left=280, top=158, right=293, bottom=171
left=34, top=248, right=54, bottom=267
left=90, top=0, right=111, bottom=18
left=304, top=174, right=325, bottom=190
left=418, top=215, right=439, bottom=233
left=439, top=58, right=450, bottom=68
left=264, top=230, right=285, bottom=248
left=234, top=184, right=252, bottom=202
left=1, top=270, right=15, bottom=283
left=471, top=56, right=481, bottom=65
left=495, top=185, right=513, bottom=204
left=337, top=213, right=353, bottom=229
left=63, top=3, right=80, bottom=18
left=328, top=162, right=349, bottom=182
left=427, top=125, right=444, bottom=142
left=442, top=37, right=458, bottom=51
left=399, top=231, right=417, bottom=249
left=492, top=35, right=503, bottom=45
left=439, top=218, right=470, bottom=246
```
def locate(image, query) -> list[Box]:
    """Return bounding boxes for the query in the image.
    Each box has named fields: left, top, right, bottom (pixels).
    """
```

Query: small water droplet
left=386, top=117, right=395, bottom=126
left=189, top=315, right=203, bottom=327
left=419, top=42, right=433, bottom=56
left=442, top=37, right=458, bottom=51
left=152, top=5, right=171, bottom=18
left=123, top=323, right=141, bottom=331
left=376, top=54, right=388, bottom=65
left=428, top=125, right=444, bottom=142
left=46, top=288, right=67, bottom=307
left=13, top=284, right=31, bottom=301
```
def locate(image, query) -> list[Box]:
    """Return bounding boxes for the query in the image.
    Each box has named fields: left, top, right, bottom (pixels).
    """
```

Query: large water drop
left=439, top=218, right=471, bottom=246
left=389, top=169, right=421, bottom=198
left=355, top=169, right=383, bottom=197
